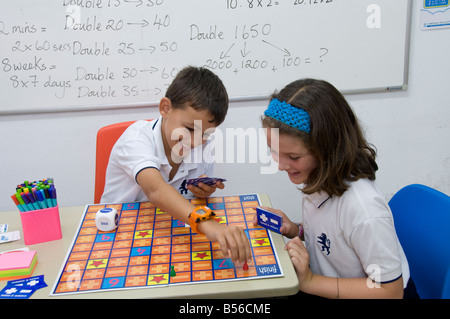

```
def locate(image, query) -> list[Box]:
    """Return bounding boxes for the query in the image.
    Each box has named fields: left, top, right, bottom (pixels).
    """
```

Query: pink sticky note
left=0, top=250, right=36, bottom=271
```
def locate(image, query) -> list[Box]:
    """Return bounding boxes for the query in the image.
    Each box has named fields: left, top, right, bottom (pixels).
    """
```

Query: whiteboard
left=0, top=0, right=412, bottom=115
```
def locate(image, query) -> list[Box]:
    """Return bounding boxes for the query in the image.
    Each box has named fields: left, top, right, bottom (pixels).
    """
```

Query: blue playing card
left=0, top=284, right=37, bottom=299
left=186, top=177, right=226, bottom=187
left=0, top=275, right=47, bottom=299
left=256, top=207, right=283, bottom=234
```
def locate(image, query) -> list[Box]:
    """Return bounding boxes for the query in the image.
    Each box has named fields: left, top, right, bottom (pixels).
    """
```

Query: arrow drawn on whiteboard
left=140, top=67, right=158, bottom=74
left=139, top=46, right=157, bottom=54
left=262, top=40, right=291, bottom=57
left=124, top=0, right=143, bottom=7
left=220, top=43, right=235, bottom=59
left=142, top=88, right=162, bottom=95
left=240, top=42, right=251, bottom=58
left=127, top=20, right=149, bottom=28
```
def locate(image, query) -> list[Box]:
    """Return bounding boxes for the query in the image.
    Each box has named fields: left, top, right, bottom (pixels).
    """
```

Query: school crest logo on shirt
left=179, top=180, right=188, bottom=195
left=317, top=233, right=331, bottom=255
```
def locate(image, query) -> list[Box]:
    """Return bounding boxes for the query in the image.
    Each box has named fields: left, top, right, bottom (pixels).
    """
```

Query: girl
left=258, top=78, right=410, bottom=299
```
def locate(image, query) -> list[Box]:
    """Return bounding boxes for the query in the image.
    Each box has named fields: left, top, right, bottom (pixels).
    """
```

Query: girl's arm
left=286, top=237, right=404, bottom=299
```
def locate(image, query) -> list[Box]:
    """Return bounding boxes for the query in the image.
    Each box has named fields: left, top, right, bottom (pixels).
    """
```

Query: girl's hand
left=252, top=206, right=300, bottom=238
left=285, top=237, right=313, bottom=291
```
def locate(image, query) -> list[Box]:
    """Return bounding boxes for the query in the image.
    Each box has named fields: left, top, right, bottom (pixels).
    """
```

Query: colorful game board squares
left=105, top=267, right=127, bottom=277
left=192, top=271, right=213, bottom=281
left=87, top=205, right=105, bottom=213
left=251, top=238, right=270, bottom=247
left=127, top=265, right=148, bottom=276
left=172, top=235, right=190, bottom=244
left=170, top=272, right=191, bottom=283
left=214, top=215, right=227, bottom=224
left=152, top=245, right=170, bottom=254
left=52, top=195, right=283, bottom=296
left=224, top=196, right=240, bottom=202
left=214, top=268, right=236, bottom=279
left=125, top=276, right=147, bottom=287
left=172, top=244, right=190, bottom=253
left=151, top=254, right=170, bottom=264
left=208, top=202, right=225, bottom=210
left=213, top=258, right=234, bottom=270
left=148, top=274, right=168, bottom=285
left=108, top=257, right=128, bottom=267
left=153, top=228, right=171, bottom=237
left=102, top=277, right=125, bottom=289
left=86, top=259, right=108, bottom=269
left=122, top=202, right=140, bottom=210
left=192, top=251, right=211, bottom=261
left=129, top=256, right=149, bottom=266
left=171, top=219, right=186, bottom=228
left=149, top=263, right=169, bottom=274
left=131, top=247, right=151, bottom=257
left=120, top=217, right=137, bottom=224
left=80, top=279, right=103, bottom=291
left=192, top=242, right=211, bottom=252
left=96, top=233, right=116, bottom=242
left=134, top=230, right=152, bottom=239
left=116, top=232, right=134, bottom=241
left=90, top=250, right=110, bottom=259
left=171, top=252, right=190, bottom=263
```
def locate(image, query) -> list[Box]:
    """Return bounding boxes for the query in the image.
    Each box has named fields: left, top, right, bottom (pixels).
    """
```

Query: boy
left=101, top=66, right=251, bottom=264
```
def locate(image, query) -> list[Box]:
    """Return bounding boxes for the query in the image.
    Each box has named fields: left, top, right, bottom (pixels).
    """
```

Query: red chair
left=94, top=120, right=151, bottom=203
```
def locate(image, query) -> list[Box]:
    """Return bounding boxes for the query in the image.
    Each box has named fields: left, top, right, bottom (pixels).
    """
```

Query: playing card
left=256, top=207, right=283, bottom=234
left=0, top=275, right=47, bottom=299
left=186, top=177, right=226, bottom=187
left=0, top=284, right=37, bottom=299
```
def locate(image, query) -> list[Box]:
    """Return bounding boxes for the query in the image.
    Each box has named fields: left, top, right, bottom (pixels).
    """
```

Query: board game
left=50, top=194, right=283, bottom=296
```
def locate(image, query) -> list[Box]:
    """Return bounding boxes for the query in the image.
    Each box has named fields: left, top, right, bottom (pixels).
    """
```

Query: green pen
left=15, top=193, right=29, bottom=212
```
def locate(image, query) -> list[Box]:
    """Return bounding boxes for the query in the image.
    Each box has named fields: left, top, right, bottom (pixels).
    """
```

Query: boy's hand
left=252, top=206, right=300, bottom=239
left=198, top=219, right=251, bottom=264
left=187, top=175, right=225, bottom=198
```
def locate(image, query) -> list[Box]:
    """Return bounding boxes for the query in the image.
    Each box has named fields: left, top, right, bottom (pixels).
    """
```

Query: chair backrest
left=94, top=120, right=139, bottom=204
left=389, top=184, right=450, bottom=299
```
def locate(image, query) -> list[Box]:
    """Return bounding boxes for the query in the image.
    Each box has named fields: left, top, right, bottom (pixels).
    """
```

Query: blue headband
left=264, top=99, right=311, bottom=133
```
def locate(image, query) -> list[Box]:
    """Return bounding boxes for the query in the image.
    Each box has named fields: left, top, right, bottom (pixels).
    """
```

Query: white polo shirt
left=302, top=178, right=409, bottom=287
left=100, top=117, right=214, bottom=204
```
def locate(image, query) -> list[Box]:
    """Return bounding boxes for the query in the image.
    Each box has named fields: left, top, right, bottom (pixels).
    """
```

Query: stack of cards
left=0, top=250, right=37, bottom=281
left=0, top=275, right=47, bottom=299
left=186, top=177, right=226, bottom=187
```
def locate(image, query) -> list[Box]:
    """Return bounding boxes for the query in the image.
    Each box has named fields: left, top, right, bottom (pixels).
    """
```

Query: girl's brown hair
left=263, top=78, right=378, bottom=197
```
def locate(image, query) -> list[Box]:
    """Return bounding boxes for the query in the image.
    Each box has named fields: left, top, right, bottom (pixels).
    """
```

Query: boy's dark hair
left=165, top=66, right=229, bottom=125
left=263, top=78, right=378, bottom=197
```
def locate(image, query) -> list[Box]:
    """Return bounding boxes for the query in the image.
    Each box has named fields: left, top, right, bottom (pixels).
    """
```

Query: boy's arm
left=136, top=168, right=252, bottom=263
left=136, top=168, right=195, bottom=224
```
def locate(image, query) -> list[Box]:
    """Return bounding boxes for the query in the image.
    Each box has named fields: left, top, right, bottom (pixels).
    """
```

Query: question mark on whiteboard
left=319, top=48, right=329, bottom=62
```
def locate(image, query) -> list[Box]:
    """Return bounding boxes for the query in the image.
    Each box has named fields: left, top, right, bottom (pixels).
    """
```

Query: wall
left=1, top=1, right=449, bottom=225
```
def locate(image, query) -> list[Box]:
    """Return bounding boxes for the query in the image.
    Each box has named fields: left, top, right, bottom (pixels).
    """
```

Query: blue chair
left=389, top=184, right=450, bottom=299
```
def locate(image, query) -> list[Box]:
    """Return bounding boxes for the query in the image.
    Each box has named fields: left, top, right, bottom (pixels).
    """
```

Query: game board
left=50, top=194, right=283, bottom=296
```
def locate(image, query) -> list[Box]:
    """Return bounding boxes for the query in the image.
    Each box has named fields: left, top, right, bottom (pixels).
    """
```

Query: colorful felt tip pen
left=11, top=194, right=25, bottom=212
left=35, top=189, right=47, bottom=209
left=50, top=185, right=57, bottom=207
left=21, top=192, right=35, bottom=211
left=26, top=192, right=40, bottom=211
left=15, top=193, right=29, bottom=212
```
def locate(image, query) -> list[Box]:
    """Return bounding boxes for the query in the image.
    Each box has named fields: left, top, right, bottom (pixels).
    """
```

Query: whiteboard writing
left=0, top=0, right=411, bottom=114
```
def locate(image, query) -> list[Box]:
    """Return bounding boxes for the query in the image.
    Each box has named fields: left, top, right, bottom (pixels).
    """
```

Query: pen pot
left=19, top=206, right=62, bottom=245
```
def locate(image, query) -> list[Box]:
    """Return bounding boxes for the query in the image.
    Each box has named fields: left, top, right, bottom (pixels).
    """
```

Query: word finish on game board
left=51, top=194, right=283, bottom=296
